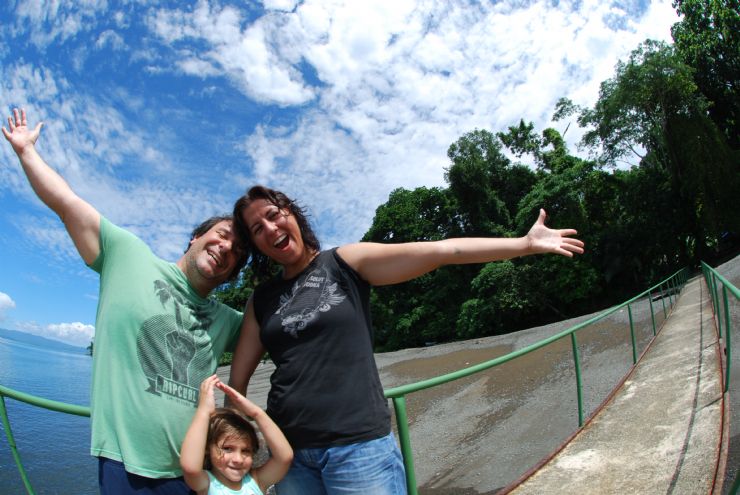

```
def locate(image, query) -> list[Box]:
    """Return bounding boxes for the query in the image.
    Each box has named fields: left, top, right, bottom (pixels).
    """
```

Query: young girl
left=181, top=374, right=293, bottom=495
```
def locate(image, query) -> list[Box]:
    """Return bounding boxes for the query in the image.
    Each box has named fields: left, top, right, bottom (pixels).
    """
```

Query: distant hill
left=0, top=328, right=87, bottom=354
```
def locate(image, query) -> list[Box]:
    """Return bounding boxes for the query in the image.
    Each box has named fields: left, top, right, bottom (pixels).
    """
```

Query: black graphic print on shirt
left=276, top=266, right=346, bottom=338
left=136, top=280, right=214, bottom=405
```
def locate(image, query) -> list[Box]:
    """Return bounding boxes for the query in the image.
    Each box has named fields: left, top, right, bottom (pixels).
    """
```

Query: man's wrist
left=17, top=143, right=38, bottom=160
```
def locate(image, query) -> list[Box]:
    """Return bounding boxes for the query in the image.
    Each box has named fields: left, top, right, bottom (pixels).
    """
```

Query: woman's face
left=242, top=198, right=306, bottom=268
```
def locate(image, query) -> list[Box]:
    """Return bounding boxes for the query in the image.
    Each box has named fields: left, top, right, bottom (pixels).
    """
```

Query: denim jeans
left=274, top=432, right=407, bottom=495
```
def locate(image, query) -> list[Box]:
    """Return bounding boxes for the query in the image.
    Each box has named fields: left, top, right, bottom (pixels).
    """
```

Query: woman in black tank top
left=228, top=185, right=584, bottom=495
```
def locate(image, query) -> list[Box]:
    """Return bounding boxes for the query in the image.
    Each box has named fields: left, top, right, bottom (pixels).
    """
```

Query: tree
left=445, top=129, right=536, bottom=235
left=608, top=165, right=688, bottom=285
left=456, top=261, right=538, bottom=339
left=579, top=40, right=739, bottom=264
left=497, top=118, right=582, bottom=174
left=362, top=187, right=474, bottom=349
left=362, top=186, right=460, bottom=243
left=511, top=143, right=603, bottom=313
left=671, top=0, right=740, bottom=148
left=213, top=268, right=256, bottom=311
left=497, top=120, right=543, bottom=162
left=210, top=269, right=260, bottom=366
left=367, top=124, right=616, bottom=349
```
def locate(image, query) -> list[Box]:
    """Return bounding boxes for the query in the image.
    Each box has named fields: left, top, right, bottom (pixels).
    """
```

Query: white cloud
left=96, top=29, right=126, bottom=51
left=2, top=0, right=681, bottom=255
left=177, top=56, right=221, bottom=77
left=46, top=322, right=96, bottom=347
left=0, top=292, right=16, bottom=320
left=150, top=1, right=316, bottom=105
left=112, top=10, right=130, bottom=29
left=15, top=321, right=95, bottom=348
left=222, top=0, right=680, bottom=240
left=13, top=0, right=109, bottom=48
left=19, top=216, right=82, bottom=262
left=264, top=0, right=300, bottom=11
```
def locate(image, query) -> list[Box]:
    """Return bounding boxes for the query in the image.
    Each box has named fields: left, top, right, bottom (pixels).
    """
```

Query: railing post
left=705, top=268, right=719, bottom=338
left=712, top=273, right=723, bottom=338
left=392, top=396, right=418, bottom=495
left=0, top=395, right=35, bottom=494
left=723, top=285, right=731, bottom=393
left=660, top=283, right=667, bottom=319
left=628, top=304, right=637, bottom=365
left=570, top=333, right=584, bottom=427
left=648, top=291, right=657, bottom=336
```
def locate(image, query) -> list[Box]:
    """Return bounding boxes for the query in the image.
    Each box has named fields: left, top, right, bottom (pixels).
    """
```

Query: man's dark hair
left=232, top=186, right=320, bottom=279
left=185, top=215, right=248, bottom=282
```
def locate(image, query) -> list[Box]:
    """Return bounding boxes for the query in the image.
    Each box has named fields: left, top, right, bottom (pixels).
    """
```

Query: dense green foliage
left=579, top=40, right=739, bottom=264
left=213, top=7, right=739, bottom=352
left=671, top=0, right=739, bottom=148
left=213, top=268, right=256, bottom=312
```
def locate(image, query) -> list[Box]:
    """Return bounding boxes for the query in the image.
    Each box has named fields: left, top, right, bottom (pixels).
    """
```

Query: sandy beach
left=219, top=255, right=739, bottom=494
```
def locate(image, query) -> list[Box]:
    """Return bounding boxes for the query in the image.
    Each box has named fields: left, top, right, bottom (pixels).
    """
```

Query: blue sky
left=0, top=0, right=679, bottom=347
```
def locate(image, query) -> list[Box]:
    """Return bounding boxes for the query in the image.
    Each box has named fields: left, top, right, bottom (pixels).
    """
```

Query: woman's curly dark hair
left=232, top=185, right=320, bottom=280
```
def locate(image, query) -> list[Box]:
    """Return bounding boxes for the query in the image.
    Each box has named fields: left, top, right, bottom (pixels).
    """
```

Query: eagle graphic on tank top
left=276, top=265, right=346, bottom=338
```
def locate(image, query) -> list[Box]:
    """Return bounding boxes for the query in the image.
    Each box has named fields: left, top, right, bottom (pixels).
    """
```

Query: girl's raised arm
left=217, top=381, right=293, bottom=492
left=180, top=375, right=220, bottom=495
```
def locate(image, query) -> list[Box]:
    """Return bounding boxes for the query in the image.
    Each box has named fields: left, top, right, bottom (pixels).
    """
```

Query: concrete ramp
left=507, top=277, right=726, bottom=494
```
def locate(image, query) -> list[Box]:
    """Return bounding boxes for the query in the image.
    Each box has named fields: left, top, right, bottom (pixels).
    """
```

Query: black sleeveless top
left=254, top=249, right=391, bottom=448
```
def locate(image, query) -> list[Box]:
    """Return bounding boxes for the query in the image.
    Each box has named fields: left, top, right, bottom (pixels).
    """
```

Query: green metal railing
left=0, top=384, right=90, bottom=494
left=701, top=261, right=740, bottom=495
left=701, top=261, right=739, bottom=393
left=385, top=267, right=689, bottom=495
left=1, top=268, right=690, bottom=494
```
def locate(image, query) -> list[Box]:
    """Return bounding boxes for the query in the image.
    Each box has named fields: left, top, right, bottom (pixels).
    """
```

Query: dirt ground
left=220, top=255, right=739, bottom=494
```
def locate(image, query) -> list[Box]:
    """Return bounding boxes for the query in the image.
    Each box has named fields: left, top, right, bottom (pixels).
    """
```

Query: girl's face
left=242, top=198, right=311, bottom=275
left=209, top=434, right=254, bottom=489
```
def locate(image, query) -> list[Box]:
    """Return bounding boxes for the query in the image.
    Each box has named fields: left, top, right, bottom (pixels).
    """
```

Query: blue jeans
left=274, top=432, right=407, bottom=495
left=98, top=457, right=195, bottom=495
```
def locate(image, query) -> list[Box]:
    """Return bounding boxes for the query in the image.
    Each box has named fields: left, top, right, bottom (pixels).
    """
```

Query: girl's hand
left=197, top=374, right=219, bottom=414
left=216, top=381, right=261, bottom=418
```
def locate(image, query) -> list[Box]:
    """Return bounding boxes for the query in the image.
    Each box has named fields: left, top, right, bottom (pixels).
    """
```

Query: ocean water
left=0, top=336, right=96, bottom=494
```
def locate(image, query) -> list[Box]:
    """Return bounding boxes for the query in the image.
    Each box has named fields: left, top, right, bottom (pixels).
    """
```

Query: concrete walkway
left=507, top=277, right=726, bottom=494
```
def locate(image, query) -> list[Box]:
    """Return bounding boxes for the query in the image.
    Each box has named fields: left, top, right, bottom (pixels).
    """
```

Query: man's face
left=187, top=220, right=241, bottom=286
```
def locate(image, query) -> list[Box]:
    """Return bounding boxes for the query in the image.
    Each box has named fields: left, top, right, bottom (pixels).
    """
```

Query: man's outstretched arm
left=3, top=108, right=101, bottom=264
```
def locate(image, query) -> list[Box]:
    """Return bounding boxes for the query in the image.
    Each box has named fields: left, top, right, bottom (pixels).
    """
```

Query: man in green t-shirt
left=3, top=108, right=249, bottom=494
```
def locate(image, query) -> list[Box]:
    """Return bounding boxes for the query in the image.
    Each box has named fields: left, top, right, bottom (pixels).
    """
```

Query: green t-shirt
left=88, top=217, right=242, bottom=478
